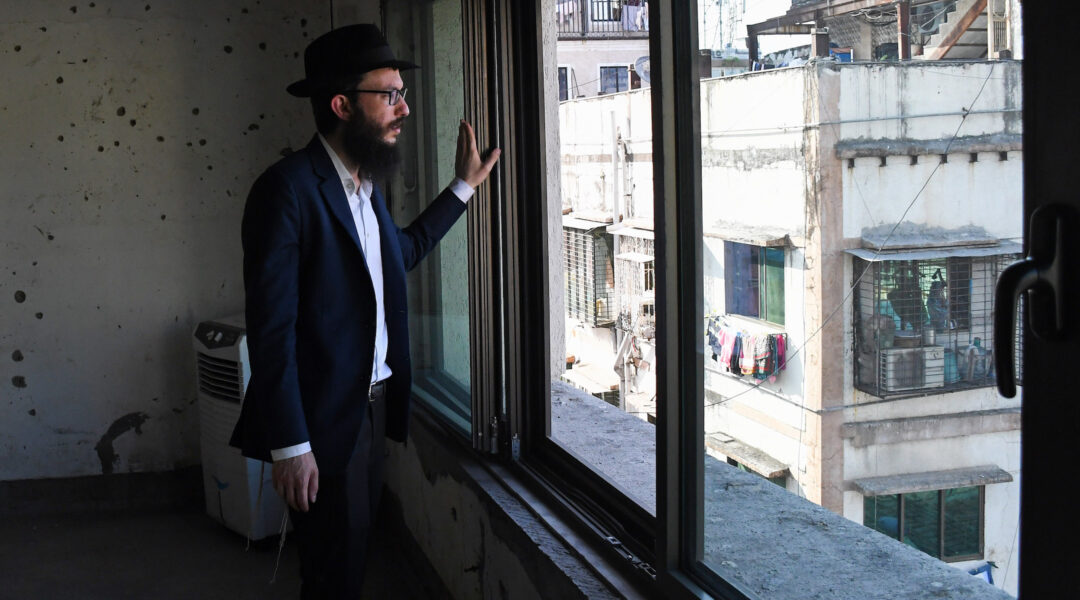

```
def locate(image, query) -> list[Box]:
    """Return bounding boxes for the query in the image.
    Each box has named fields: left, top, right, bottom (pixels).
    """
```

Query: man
left=229, top=24, right=499, bottom=597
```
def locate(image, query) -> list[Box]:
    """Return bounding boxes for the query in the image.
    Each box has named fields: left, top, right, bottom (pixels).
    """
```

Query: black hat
left=286, top=24, right=419, bottom=98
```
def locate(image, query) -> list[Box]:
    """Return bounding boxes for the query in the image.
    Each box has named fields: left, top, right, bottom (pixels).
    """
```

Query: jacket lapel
left=308, top=136, right=365, bottom=257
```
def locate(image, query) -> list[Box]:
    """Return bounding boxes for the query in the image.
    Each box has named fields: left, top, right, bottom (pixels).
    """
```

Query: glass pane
left=943, top=487, right=981, bottom=559
left=545, top=0, right=656, bottom=513
left=393, top=0, right=471, bottom=432
left=902, top=491, right=942, bottom=557
left=697, top=0, right=1021, bottom=594
left=864, top=494, right=900, bottom=540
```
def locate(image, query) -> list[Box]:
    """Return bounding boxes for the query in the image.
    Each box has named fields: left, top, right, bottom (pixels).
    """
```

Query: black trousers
left=289, top=395, right=387, bottom=599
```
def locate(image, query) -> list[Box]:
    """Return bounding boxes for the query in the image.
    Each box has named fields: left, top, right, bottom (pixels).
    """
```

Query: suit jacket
left=229, top=135, right=467, bottom=474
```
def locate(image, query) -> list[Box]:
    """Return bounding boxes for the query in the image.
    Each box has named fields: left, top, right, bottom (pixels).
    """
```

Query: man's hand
left=272, top=451, right=319, bottom=512
left=455, top=119, right=501, bottom=189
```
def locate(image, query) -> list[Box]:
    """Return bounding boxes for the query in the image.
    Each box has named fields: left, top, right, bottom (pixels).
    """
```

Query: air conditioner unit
left=194, top=313, right=287, bottom=540
left=879, top=346, right=946, bottom=393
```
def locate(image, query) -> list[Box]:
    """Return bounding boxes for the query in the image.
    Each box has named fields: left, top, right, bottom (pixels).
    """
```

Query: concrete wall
left=836, top=61, right=1023, bottom=241
left=0, top=1, right=343, bottom=481
left=556, top=38, right=650, bottom=98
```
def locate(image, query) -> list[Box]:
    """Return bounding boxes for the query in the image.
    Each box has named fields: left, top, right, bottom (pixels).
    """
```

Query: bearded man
left=229, top=24, right=499, bottom=598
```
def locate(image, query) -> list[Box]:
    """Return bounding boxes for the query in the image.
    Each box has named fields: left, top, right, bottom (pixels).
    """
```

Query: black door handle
left=995, top=205, right=1070, bottom=398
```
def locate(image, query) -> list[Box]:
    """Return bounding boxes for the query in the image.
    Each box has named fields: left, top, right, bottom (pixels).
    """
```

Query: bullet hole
left=293, top=51, right=299, bottom=58
left=97, top=145, right=104, bottom=152
left=70, top=6, right=77, bottom=13
left=14, top=45, right=21, bottom=52
left=224, top=45, right=233, bottom=54
left=82, top=58, right=88, bottom=63
left=90, top=2, right=95, bottom=6
left=242, top=8, right=249, bottom=14
left=300, top=18, right=307, bottom=27
left=57, top=135, right=64, bottom=142
left=32, top=261, right=37, bottom=266
left=156, top=136, right=164, bottom=142
left=56, top=76, right=64, bottom=84
left=198, top=139, right=206, bottom=146
left=160, top=214, right=166, bottom=220
left=207, top=165, right=213, bottom=171
left=40, top=26, right=47, bottom=32
left=258, top=42, right=266, bottom=50
left=129, top=119, right=136, bottom=127
left=114, top=140, right=119, bottom=146
left=29, top=409, right=37, bottom=416
left=14, top=290, right=26, bottom=303
left=226, top=190, right=232, bottom=197
left=145, top=4, right=151, bottom=11
left=12, top=350, right=24, bottom=362
left=259, top=113, right=265, bottom=119
left=35, top=312, right=43, bottom=319
left=116, top=106, right=126, bottom=116
left=192, top=107, right=199, bottom=115
left=12, top=376, right=27, bottom=388
left=247, top=123, right=259, bottom=131
left=48, top=234, right=54, bottom=241
left=186, top=142, right=192, bottom=147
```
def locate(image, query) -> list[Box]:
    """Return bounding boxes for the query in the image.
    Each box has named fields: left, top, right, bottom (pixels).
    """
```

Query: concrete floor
left=0, top=507, right=441, bottom=600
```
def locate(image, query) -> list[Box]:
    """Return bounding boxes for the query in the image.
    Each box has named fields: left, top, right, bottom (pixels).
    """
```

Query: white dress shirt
left=270, top=135, right=474, bottom=462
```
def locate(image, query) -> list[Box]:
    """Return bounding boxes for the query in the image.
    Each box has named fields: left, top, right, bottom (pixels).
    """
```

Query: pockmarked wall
left=0, top=1, right=330, bottom=481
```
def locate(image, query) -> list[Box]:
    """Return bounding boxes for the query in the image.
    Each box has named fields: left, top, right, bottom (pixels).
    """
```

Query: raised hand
left=455, top=119, right=501, bottom=189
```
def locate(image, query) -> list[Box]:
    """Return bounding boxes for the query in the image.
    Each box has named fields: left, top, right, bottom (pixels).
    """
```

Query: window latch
left=995, top=204, right=1072, bottom=397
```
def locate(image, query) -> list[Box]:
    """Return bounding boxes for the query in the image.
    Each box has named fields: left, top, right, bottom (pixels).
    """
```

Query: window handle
left=994, top=205, right=1071, bottom=398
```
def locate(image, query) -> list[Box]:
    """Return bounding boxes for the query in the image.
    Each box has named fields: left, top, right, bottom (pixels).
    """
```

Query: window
left=864, top=487, right=984, bottom=562
left=390, top=1, right=1035, bottom=598
left=599, top=65, right=628, bottom=94
left=558, top=66, right=569, bottom=101
left=391, top=0, right=471, bottom=432
left=723, top=241, right=784, bottom=326
left=853, top=253, right=1019, bottom=397
left=591, top=0, right=620, bottom=22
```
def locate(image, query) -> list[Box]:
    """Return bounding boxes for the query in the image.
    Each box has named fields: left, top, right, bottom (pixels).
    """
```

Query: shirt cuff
left=271, top=442, right=312, bottom=461
left=448, top=177, right=475, bottom=203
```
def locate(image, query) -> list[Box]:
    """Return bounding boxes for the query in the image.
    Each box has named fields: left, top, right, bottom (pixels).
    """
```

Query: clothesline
left=706, top=316, right=787, bottom=381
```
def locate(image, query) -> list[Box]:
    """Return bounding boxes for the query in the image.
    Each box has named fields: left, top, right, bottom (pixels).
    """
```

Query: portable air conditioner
left=194, top=313, right=287, bottom=540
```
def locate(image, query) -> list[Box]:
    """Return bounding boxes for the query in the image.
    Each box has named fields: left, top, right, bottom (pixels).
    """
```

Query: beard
left=341, top=110, right=404, bottom=183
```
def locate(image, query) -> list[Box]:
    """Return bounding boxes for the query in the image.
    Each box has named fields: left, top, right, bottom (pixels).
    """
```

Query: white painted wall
left=556, top=38, right=650, bottom=98
left=836, top=62, right=1023, bottom=241
left=0, top=1, right=336, bottom=480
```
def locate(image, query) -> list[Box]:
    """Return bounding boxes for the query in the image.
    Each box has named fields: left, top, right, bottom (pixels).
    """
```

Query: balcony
left=556, top=0, right=650, bottom=39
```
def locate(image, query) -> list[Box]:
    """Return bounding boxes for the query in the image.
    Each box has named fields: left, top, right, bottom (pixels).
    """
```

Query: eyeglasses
left=341, top=87, right=408, bottom=106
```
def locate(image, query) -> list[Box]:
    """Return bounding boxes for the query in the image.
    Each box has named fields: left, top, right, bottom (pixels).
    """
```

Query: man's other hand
left=272, top=451, right=319, bottom=512
left=455, top=119, right=501, bottom=189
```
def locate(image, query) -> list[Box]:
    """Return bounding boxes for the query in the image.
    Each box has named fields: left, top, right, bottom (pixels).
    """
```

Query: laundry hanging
left=706, top=316, right=788, bottom=380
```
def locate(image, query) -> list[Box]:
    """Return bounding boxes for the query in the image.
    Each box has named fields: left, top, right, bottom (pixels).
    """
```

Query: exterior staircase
left=920, top=0, right=989, bottom=59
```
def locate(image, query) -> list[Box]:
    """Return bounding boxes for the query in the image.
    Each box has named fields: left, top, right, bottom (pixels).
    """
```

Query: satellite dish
left=634, top=56, right=651, bottom=84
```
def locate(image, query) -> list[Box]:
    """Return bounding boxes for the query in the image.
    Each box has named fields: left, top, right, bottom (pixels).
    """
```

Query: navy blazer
left=229, top=135, right=467, bottom=474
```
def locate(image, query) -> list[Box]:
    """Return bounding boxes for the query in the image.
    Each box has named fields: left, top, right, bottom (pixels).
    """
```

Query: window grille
left=853, top=253, right=1019, bottom=398
left=564, top=225, right=615, bottom=326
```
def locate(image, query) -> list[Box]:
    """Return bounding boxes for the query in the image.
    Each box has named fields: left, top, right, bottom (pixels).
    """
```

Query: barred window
left=853, top=252, right=1019, bottom=397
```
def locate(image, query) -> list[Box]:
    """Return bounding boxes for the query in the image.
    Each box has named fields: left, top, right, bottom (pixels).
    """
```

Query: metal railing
left=556, top=0, right=650, bottom=38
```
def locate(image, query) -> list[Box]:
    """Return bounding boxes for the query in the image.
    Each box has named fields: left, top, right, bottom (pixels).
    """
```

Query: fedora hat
left=286, top=24, right=419, bottom=98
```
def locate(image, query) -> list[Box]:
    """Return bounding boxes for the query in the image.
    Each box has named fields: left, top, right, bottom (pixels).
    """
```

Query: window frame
left=598, top=64, right=630, bottom=94
left=414, top=1, right=1069, bottom=599
left=863, top=486, right=986, bottom=563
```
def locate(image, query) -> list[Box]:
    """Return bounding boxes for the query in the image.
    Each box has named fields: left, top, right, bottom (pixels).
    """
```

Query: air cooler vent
left=197, top=352, right=243, bottom=402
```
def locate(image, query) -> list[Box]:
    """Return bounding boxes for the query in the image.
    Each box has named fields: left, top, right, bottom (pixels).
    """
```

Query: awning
left=615, top=252, right=653, bottom=263
left=850, top=465, right=1013, bottom=497
left=845, top=241, right=1022, bottom=262
left=706, top=433, right=789, bottom=480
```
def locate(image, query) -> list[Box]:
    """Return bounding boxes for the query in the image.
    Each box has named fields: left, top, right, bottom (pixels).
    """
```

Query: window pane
left=943, top=487, right=981, bottom=559
left=864, top=494, right=900, bottom=539
left=696, top=0, right=1020, bottom=594
left=394, top=0, right=471, bottom=431
left=902, top=491, right=942, bottom=557
left=546, top=0, right=655, bottom=512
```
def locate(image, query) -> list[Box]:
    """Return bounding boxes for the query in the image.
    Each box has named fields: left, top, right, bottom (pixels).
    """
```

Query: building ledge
left=850, top=465, right=1013, bottom=497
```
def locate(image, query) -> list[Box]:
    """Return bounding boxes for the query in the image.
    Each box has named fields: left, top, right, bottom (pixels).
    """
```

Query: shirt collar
left=317, top=133, right=373, bottom=198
